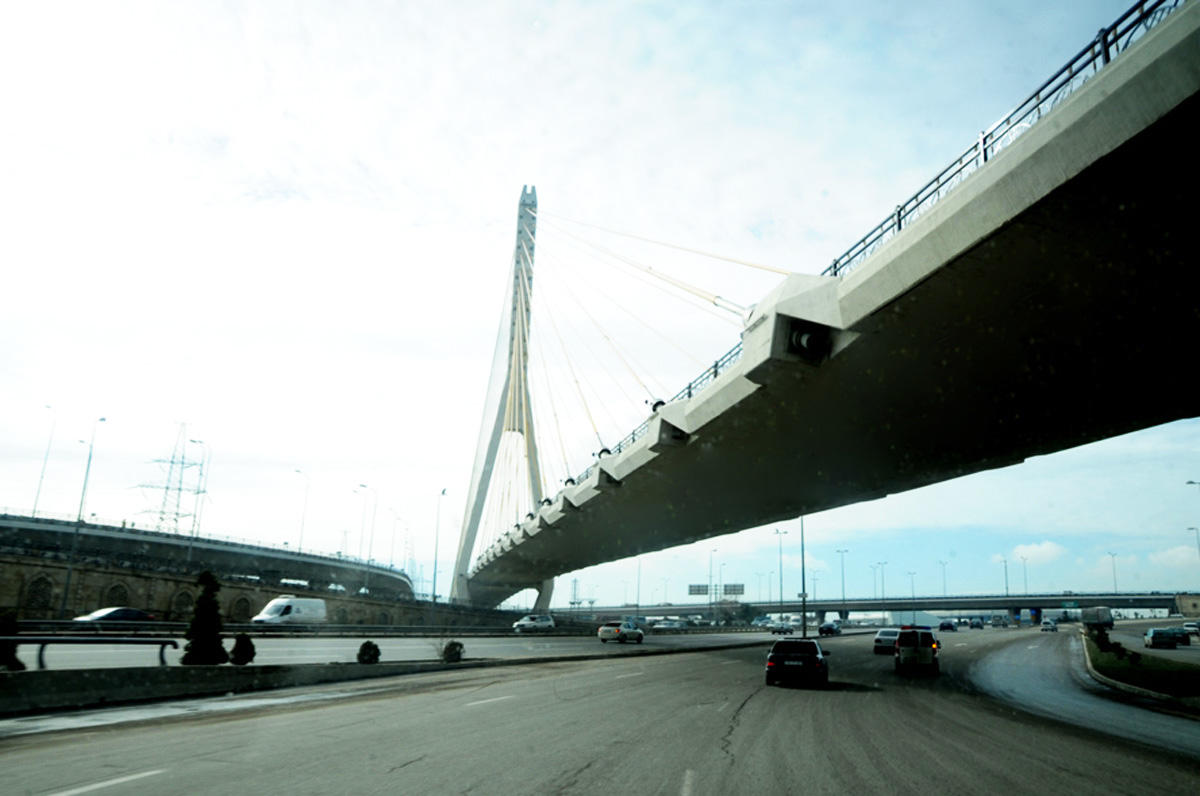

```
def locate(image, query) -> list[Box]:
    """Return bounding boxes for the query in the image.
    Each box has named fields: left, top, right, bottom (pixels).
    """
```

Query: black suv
left=765, top=638, right=831, bottom=687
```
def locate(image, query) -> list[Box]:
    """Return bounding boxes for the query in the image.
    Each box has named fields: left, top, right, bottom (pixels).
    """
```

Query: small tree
left=230, top=633, right=256, bottom=666
left=441, top=640, right=464, bottom=663
left=182, top=571, right=228, bottom=665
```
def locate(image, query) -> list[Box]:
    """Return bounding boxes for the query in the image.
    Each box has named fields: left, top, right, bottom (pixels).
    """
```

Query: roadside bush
left=230, top=633, right=256, bottom=666
left=357, top=640, right=381, bottom=664
left=1128, top=651, right=1142, bottom=666
left=0, top=611, right=25, bottom=672
left=1112, top=642, right=1126, bottom=660
left=182, top=571, right=228, bottom=665
left=441, top=640, right=464, bottom=663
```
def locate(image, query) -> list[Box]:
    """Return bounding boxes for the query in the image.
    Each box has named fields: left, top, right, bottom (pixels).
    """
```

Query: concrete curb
left=1078, top=630, right=1198, bottom=721
left=0, top=638, right=771, bottom=717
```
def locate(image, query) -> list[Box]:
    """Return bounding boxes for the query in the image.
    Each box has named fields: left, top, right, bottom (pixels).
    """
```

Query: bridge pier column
left=533, top=577, right=554, bottom=612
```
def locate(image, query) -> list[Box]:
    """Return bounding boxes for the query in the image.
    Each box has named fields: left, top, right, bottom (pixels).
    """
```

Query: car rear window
left=772, top=641, right=818, bottom=655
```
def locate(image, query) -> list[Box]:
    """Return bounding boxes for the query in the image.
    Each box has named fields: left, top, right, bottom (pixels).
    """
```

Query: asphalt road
left=3, top=626, right=1198, bottom=795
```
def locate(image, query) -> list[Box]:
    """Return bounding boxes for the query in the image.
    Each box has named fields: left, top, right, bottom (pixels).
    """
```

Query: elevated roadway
left=466, top=2, right=1200, bottom=606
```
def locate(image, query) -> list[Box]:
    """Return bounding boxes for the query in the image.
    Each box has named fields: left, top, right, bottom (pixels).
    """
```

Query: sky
left=2, top=1, right=1197, bottom=613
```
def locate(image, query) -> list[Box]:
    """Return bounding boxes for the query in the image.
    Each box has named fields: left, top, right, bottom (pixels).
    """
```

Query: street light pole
left=1020, top=555, right=1029, bottom=595
left=907, top=570, right=916, bottom=624
left=1107, top=551, right=1118, bottom=593
left=61, top=416, right=105, bottom=618
left=773, top=529, right=787, bottom=625
left=799, top=516, right=807, bottom=637
left=1001, top=558, right=1009, bottom=599
left=709, top=548, right=717, bottom=623
left=836, top=549, right=848, bottom=623
left=33, top=405, right=55, bottom=518
left=877, top=561, right=887, bottom=624
left=294, top=469, right=310, bottom=552
left=938, top=560, right=948, bottom=597
left=431, top=488, right=446, bottom=622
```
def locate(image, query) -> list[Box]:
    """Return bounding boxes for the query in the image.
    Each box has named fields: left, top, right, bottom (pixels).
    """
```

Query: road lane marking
left=615, top=672, right=644, bottom=680
left=720, top=660, right=738, bottom=666
left=680, top=769, right=697, bottom=796
left=954, top=643, right=968, bottom=647
left=465, top=696, right=515, bottom=707
left=48, top=770, right=165, bottom=796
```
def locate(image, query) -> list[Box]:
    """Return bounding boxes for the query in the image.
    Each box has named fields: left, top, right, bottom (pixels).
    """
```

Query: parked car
left=1144, top=628, right=1178, bottom=649
left=73, top=607, right=156, bottom=622
left=598, top=620, right=643, bottom=644
left=872, top=628, right=900, bottom=654
left=512, top=614, right=555, bottom=633
left=764, top=638, right=831, bottom=687
left=1041, top=619, right=1059, bottom=632
left=818, top=622, right=841, bottom=636
left=938, top=620, right=957, bottom=632
left=894, top=626, right=940, bottom=674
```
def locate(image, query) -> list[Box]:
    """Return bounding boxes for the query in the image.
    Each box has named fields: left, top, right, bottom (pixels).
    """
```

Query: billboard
left=723, top=584, right=745, bottom=596
left=688, top=584, right=709, bottom=596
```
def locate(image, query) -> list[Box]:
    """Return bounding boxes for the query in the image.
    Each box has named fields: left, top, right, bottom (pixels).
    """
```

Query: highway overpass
left=465, top=2, right=1200, bottom=606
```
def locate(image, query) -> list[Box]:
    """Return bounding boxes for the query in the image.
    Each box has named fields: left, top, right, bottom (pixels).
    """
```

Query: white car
left=512, top=614, right=555, bottom=633
left=1183, top=622, right=1199, bottom=636
left=598, top=620, right=644, bottom=644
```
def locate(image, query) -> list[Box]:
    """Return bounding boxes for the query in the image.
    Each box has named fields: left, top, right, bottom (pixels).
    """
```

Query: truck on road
left=1081, top=606, right=1114, bottom=630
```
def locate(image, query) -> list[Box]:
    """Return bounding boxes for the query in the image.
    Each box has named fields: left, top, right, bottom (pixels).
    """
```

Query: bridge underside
left=466, top=6, right=1200, bottom=607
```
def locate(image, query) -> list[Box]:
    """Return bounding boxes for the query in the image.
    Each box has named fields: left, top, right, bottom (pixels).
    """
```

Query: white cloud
left=1011, top=542, right=1068, bottom=566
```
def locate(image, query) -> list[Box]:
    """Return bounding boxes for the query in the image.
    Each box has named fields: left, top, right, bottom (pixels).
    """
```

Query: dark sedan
left=765, top=638, right=831, bottom=687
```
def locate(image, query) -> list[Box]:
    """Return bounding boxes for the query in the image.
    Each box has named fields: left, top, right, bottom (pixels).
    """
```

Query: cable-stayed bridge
left=453, top=0, right=1200, bottom=609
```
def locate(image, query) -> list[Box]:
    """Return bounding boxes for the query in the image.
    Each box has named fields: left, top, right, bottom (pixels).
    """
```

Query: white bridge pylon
left=451, top=186, right=552, bottom=609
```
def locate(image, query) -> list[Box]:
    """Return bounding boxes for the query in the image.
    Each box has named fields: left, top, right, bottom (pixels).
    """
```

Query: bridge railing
left=823, top=0, right=1185, bottom=279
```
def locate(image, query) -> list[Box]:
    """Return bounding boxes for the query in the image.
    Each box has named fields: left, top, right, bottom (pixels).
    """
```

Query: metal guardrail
left=0, top=636, right=179, bottom=669
left=821, top=0, right=1184, bottom=279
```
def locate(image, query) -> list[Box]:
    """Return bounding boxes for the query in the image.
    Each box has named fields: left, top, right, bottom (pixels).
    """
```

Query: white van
left=251, top=596, right=328, bottom=624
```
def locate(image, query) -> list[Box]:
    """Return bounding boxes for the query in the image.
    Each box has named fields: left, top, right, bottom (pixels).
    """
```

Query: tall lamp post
left=773, top=529, right=787, bottom=624
left=1020, top=555, right=1029, bottom=595
left=836, top=549, right=848, bottom=623
left=431, top=488, right=446, bottom=623
left=907, top=570, right=917, bottom=624
left=1001, top=558, right=1010, bottom=599
left=61, top=416, right=105, bottom=618
left=799, top=517, right=807, bottom=637
left=938, top=560, right=948, bottom=597
left=708, top=548, right=717, bottom=623
left=1107, top=551, right=1118, bottom=593
left=877, top=561, right=887, bottom=624
left=294, top=469, right=310, bottom=552
left=187, top=438, right=210, bottom=563
left=33, top=404, right=55, bottom=518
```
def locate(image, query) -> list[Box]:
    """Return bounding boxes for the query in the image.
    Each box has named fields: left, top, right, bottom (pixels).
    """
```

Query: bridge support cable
left=536, top=216, right=752, bottom=323
left=531, top=208, right=793, bottom=276
left=453, top=186, right=552, bottom=609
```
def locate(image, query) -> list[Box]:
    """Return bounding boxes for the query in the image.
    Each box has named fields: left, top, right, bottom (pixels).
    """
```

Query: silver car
left=598, top=620, right=644, bottom=644
left=872, top=628, right=899, bottom=654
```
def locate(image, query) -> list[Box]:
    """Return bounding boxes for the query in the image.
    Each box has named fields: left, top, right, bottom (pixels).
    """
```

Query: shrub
left=182, top=571, right=228, bottom=665
left=357, top=640, right=381, bottom=664
left=230, top=633, right=256, bottom=666
left=0, top=611, right=25, bottom=672
left=441, top=640, right=464, bottom=663
left=1128, top=651, right=1142, bottom=666
left=1112, top=643, right=1126, bottom=660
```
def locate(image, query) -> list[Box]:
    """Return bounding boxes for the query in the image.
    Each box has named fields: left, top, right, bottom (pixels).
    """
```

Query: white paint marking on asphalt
left=1027, top=645, right=1040, bottom=649
left=465, top=696, right=516, bottom=707
left=615, top=672, right=644, bottom=680
left=47, top=769, right=166, bottom=796
left=954, top=643, right=969, bottom=647
left=715, top=701, right=729, bottom=713
left=680, top=769, right=697, bottom=796
left=720, top=660, right=738, bottom=666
